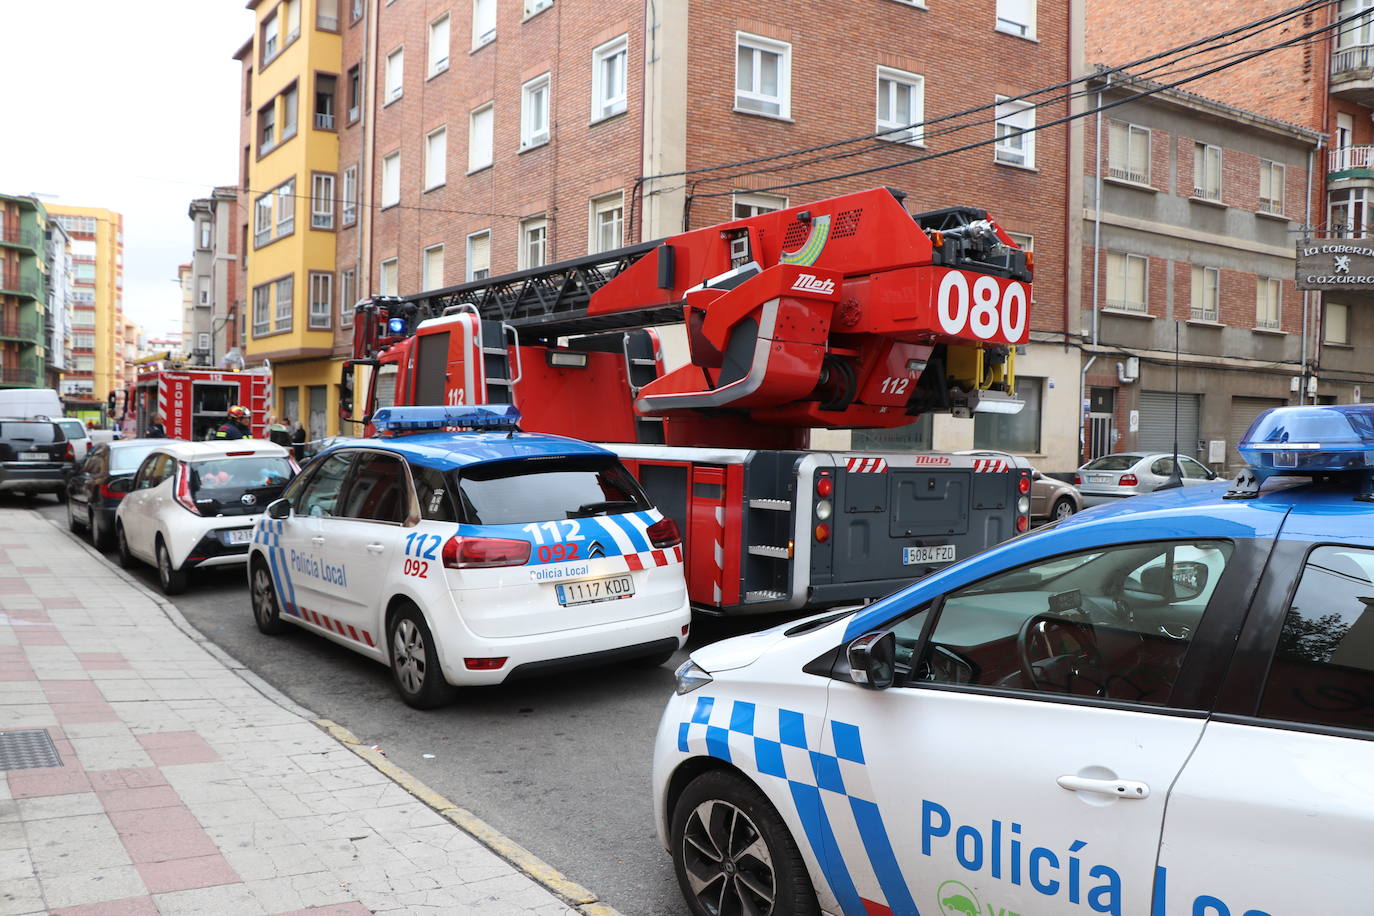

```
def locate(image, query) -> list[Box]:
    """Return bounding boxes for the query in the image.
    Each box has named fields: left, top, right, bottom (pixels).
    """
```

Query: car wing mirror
left=846, top=631, right=896, bottom=690
left=266, top=498, right=292, bottom=520
left=1169, top=561, right=1208, bottom=601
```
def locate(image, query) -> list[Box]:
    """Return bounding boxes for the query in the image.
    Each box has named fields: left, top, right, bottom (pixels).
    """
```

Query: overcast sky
left=2, top=1, right=248, bottom=339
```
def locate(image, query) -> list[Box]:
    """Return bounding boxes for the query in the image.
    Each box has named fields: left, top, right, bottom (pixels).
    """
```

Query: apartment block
left=0, top=194, right=49, bottom=392
left=47, top=205, right=125, bottom=407
left=44, top=219, right=72, bottom=389
left=186, top=187, right=241, bottom=367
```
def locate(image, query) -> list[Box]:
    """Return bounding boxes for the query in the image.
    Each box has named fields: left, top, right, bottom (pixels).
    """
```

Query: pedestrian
left=292, top=420, right=307, bottom=461
left=267, top=415, right=292, bottom=448
left=146, top=414, right=167, bottom=438
left=213, top=405, right=253, bottom=440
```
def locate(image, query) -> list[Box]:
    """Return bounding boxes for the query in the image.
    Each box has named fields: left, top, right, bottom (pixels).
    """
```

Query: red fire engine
left=343, top=187, right=1034, bottom=615
left=130, top=368, right=270, bottom=441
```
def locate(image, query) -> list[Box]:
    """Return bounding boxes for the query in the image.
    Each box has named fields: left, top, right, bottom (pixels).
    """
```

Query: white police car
left=248, top=405, right=690, bottom=708
left=653, top=404, right=1374, bottom=916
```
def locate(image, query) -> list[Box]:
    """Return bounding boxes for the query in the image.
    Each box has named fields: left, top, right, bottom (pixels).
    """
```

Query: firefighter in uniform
left=213, top=405, right=253, bottom=440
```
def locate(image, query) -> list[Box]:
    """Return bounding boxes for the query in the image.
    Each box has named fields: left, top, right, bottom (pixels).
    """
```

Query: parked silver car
left=1075, top=452, right=1218, bottom=507
left=957, top=451, right=1083, bottom=521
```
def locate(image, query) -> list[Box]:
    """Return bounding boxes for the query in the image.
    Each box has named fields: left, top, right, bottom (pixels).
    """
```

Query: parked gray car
left=957, top=450, right=1083, bottom=521
left=1075, top=452, right=1218, bottom=506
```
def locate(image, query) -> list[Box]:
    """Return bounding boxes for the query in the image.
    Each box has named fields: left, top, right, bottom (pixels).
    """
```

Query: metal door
left=1137, top=391, right=1200, bottom=457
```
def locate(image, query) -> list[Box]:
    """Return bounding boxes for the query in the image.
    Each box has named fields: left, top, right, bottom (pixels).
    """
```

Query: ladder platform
left=748, top=498, right=792, bottom=511
left=748, top=545, right=791, bottom=559
left=745, top=589, right=787, bottom=602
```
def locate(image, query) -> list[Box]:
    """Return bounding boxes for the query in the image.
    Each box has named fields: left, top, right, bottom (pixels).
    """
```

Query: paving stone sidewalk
left=0, top=509, right=587, bottom=916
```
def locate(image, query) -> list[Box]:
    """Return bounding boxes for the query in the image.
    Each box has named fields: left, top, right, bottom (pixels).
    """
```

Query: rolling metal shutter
left=1137, top=391, right=1200, bottom=458
left=1228, top=397, right=1286, bottom=469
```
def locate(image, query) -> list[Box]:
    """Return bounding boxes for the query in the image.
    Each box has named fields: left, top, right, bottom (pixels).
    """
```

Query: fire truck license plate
left=903, top=545, right=956, bottom=565
left=556, top=575, right=635, bottom=606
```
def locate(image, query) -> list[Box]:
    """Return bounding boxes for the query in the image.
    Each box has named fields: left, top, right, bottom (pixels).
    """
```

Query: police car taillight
left=647, top=518, right=681, bottom=549
left=442, top=535, right=531, bottom=569
left=173, top=464, right=200, bottom=516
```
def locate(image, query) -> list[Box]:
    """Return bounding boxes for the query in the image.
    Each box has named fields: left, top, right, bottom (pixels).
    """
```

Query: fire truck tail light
left=814, top=522, right=831, bottom=543
left=815, top=499, right=833, bottom=520
left=647, top=518, right=682, bottom=549
left=173, top=465, right=201, bottom=516
left=1017, top=474, right=1031, bottom=494
left=1017, top=496, right=1030, bottom=515
left=442, top=536, right=531, bottom=569
left=1016, top=515, right=1030, bottom=532
left=816, top=476, right=833, bottom=498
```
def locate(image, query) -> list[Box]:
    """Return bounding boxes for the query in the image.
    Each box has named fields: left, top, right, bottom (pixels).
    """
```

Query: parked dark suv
left=0, top=418, right=74, bottom=499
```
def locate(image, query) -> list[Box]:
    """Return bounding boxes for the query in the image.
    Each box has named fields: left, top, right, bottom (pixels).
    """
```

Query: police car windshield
left=454, top=455, right=651, bottom=525
left=191, top=457, right=294, bottom=493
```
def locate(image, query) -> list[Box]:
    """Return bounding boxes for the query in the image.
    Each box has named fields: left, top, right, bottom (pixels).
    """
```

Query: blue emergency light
left=386, top=317, right=408, bottom=335
left=371, top=404, right=522, bottom=434
left=1229, top=404, right=1374, bottom=500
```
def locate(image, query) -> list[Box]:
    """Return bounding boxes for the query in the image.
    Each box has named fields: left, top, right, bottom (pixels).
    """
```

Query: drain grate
left=0, top=729, right=62, bottom=770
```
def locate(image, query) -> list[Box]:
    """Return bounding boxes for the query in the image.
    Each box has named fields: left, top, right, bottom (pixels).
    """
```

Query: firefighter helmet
left=227, top=405, right=252, bottom=423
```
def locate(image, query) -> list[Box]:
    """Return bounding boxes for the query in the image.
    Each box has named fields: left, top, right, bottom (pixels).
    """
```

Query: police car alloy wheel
left=389, top=603, right=456, bottom=709
left=250, top=560, right=287, bottom=635
left=156, top=539, right=188, bottom=596
left=115, top=524, right=136, bottom=569
left=671, top=770, right=819, bottom=916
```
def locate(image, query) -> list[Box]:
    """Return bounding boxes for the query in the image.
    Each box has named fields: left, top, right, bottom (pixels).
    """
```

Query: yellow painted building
left=238, top=0, right=342, bottom=438
left=47, top=205, right=124, bottom=403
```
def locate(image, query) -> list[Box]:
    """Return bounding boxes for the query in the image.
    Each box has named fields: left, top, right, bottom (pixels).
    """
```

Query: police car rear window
left=454, top=456, right=650, bottom=526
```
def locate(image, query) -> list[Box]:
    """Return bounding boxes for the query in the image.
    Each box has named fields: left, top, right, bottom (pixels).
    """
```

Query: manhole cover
left=0, top=729, right=61, bottom=770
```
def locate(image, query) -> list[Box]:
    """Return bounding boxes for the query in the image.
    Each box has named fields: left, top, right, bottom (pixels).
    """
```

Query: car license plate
left=556, top=575, right=635, bottom=606
left=224, top=529, right=254, bottom=545
left=19, top=451, right=46, bottom=461
left=1089, top=474, right=1112, bottom=483
left=903, top=545, right=956, bottom=566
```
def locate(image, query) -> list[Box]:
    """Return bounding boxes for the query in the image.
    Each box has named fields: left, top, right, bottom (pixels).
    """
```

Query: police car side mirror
left=847, top=631, right=896, bottom=690
left=266, top=498, right=291, bottom=521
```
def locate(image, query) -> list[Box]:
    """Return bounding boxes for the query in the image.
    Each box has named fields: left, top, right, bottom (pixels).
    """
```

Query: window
left=1260, top=545, right=1374, bottom=733
left=910, top=540, right=1232, bottom=705
left=284, top=0, right=300, bottom=42
left=1106, top=252, right=1148, bottom=312
left=520, top=217, right=547, bottom=269
left=73, top=355, right=95, bottom=373
left=1336, top=0, right=1374, bottom=51
left=1259, top=159, right=1285, bottom=215
left=1191, top=265, right=1220, bottom=322
left=317, top=0, right=339, bottom=30
left=276, top=178, right=296, bottom=235
left=347, top=65, right=361, bottom=123
left=469, top=103, right=494, bottom=172
left=314, top=74, right=337, bottom=130
left=1108, top=121, right=1150, bottom=184
left=254, top=194, right=273, bottom=247
left=428, top=14, right=450, bottom=76
left=1329, top=187, right=1369, bottom=238
left=735, top=33, right=790, bottom=118
left=198, top=279, right=211, bottom=305
left=1256, top=278, right=1282, bottom=330
left=295, top=452, right=352, bottom=518
left=455, top=455, right=649, bottom=525
left=385, top=48, right=404, bottom=104
left=472, top=0, right=496, bottom=48
left=73, top=332, right=95, bottom=350
left=973, top=376, right=1041, bottom=452
left=589, top=193, right=624, bottom=254
left=252, top=283, right=271, bottom=335
left=339, top=267, right=356, bottom=326
left=1325, top=301, right=1351, bottom=344
left=732, top=192, right=788, bottom=219
left=524, top=0, right=552, bottom=15
left=467, top=231, right=491, bottom=280
left=521, top=74, right=550, bottom=149
left=311, top=173, right=335, bottom=230
left=381, top=152, right=400, bottom=208
left=341, top=165, right=358, bottom=225
left=591, top=35, right=628, bottom=122
left=281, top=83, right=299, bottom=140
left=422, top=244, right=444, bottom=290
left=351, top=0, right=362, bottom=22
left=275, top=275, right=294, bottom=330
left=258, top=102, right=276, bottom=154
left=197, top=332, right=212, bottom=352
left=876, top=67, right=924, bottom=145
left=994, top=96, right=1035, bottom=167
left=339, top=453, right=410, bottom=523
left=996, top=0, right=1035, bottom=37
left=1193, top=142, right=1222, bottom=200
left=379, top=258, right=398, bottom=296
left=260, top=10, right=279, bottom=64
left=308, top=271, right=333, bottom=329
left=424, top=127, right=447, bottom=190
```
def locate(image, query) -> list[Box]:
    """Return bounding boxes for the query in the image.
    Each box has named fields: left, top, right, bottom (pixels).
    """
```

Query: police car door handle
left=311, top=536, right=325, bottom=546
left=1056, top=775, right=1150, bottom=799
left=366, top=542, right=385, bottom=554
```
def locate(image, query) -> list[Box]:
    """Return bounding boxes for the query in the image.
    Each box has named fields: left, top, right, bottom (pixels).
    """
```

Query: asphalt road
left=27, top=495, right=795, bottom=916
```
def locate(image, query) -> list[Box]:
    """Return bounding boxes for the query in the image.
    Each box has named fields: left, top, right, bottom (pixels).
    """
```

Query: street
left=23, top=495, right=793, bottom=916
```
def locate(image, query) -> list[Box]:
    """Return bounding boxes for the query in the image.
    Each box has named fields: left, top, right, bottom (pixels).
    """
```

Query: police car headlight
left=674, top=659, right=713, bottom=695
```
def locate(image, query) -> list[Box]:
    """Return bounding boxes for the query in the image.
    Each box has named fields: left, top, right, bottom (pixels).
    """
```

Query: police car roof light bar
left=1227, top=404, right=1374, bottom=500
left=371, top=405, right=523, bottom=436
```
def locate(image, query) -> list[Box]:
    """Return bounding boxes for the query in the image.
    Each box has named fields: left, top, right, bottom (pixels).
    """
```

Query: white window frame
left=995, top=0, right=1036, bottom=38
left=274, top=274, right=294, bottom=330
left=524, top=0, right=552, bottom=17
left=732, top=192, right=789, bottom=219
left=1256, top=277, right=1282, bottom=331
left=317, top=0, right=339, bottom=31
left=520, top=217, right=547, bottom=270
left=379, top=258, right=398, bottom=296
left=424, top=126, right=447, bottom=191
left=284, top=0, right=300, bottom=42
left=428, top=14, right=450, bottom=78
left=1325, top=301, right=1351, bottom=344
left=339, top=267, right=356, bottom=327
left=381, top=152, right=400, bottom=209
left=466, top=231, right=491, bottom=281
left=385, top=48, right=404, bottom=104
left=1107, top=120, right=1151, bottom=184
left=591, top=35, right=628, bottom=122
left=734, top=32, right=791, bottom=119
left=253, top=194, right=273, bottom=247
left=1105, top=251, right=1148, bottom=313
left=1259, top=159, right=1285, bottom=215
left=261, top=10, right=279, bottom=63
left=422, top=243, right=445, bottom=290
left=341, top=165, right=358, bottom=225
left=875, top=66, right=924, bottom=146
left=1193, top=142, right=1223, bottom=201
left=198, top=332, right=212, bottom=352
left=589, top=192, right=624, bottom=254
left=1191, top=265, right=1220, bottom=322
left=468, top=103, right=494, bottom=173
left=521, top=74, right=551, bottom=149
left=275, top=178, right=295, bottom=236
left=994, top=96, right=1035, bottom=168
left=472, top=0, right=496, bottom=49
left=281, top=83, right=298, bottom=140
left=311, top=172, right=335, bottom=230
left=308, top=271, right=333, bottom=329
left=198, top=221, right=212, bottom=249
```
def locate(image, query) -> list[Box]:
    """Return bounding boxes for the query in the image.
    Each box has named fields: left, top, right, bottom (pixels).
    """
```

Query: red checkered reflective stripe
left=846, top=457, right=889, bottom=473
left=972, top=458, right=1010, bottom=473
left=300, top=605, right=374, bottom=647
left=620, top=546, right=683, bottom=572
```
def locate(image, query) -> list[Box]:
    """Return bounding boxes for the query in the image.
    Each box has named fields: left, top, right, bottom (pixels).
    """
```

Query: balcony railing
left=0, top=320, right=39, bottom=341
left=1330, top=145, right=1374, bottom=174
left=0, top=367, right=40, bottom=386
left=0, top=275, right=39, bottom=297
left=315, top=112, right=336, bottom=130
left=0, top=227, right=40, bottom=249
left=1333, top=43, right=1374, bottom=76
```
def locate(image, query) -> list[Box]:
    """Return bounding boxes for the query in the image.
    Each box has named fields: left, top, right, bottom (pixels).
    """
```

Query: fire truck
left=130, top=367, right=270, bottom=441
left=343, top=187, right=1034, bottom=615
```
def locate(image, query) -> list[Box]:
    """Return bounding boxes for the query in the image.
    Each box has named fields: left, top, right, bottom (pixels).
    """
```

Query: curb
left=40, top=510, right=625, bottom=916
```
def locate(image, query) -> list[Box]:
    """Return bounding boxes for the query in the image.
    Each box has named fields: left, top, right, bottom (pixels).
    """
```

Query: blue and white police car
left=248, top=405, right=690, bottom=708
left=652, top=404, right=1374, bottom=916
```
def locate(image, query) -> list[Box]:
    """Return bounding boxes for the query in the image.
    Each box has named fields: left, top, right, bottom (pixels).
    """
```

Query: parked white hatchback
left=114, top=439, right=296, bottom=594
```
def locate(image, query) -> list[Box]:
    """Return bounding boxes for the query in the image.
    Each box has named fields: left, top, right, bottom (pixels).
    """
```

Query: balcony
left=1332, top=44, right=1374, bottom=106
left=0, top=319, right=39, bottom=342
left=0, top=366, right=41, bottom=387
left=0, top=273, right=40, bottom=298
left=1329, top=146, right=1374, bottom=185
left=315, top=112, right=335, bottom=130
left=0, top=227, right=41, bottom=251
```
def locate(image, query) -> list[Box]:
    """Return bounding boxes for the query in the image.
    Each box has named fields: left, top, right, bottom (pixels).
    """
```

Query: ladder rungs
left=630, top=358, right=657, bottom=366
left=745, top=589, right=786, bottom=602
left=748, top=498, right=792, bottom=511
left=748, top=545, right=791, bottom=559
left=482, top=347, right=508, bottom=355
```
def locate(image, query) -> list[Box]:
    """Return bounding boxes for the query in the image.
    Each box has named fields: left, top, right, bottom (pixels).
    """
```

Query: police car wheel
left=115, top=524, right=136, bottom=569
left=1052, top=497, right=1076, bottom=521
left=156, top=539, right=188, bottom=596
left=671, top=770, right=819, bottom=916
left=250, top=560, right=288, bottom=635
left=389, top=603, right=456, bottom=709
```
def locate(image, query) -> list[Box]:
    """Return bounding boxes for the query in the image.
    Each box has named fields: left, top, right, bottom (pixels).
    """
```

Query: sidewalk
left=0, top=509, right=610, bottom=916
